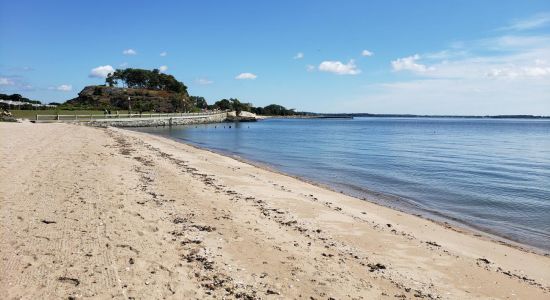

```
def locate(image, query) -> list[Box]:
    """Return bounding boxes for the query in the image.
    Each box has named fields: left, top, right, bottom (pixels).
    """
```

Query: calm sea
left=135, top=118, right=550, bottom=251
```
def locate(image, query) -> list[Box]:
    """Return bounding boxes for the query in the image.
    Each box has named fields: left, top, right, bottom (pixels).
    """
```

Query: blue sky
left=1, top=0, right=549, bottom=114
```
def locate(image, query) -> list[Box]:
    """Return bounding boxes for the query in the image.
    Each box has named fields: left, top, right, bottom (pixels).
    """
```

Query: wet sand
left=1, top=122, right=549, bottom=299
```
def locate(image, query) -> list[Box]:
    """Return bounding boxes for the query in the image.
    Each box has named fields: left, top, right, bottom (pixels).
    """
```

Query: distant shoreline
left=7, top=108, right=549, bottom=121
left=300, top=113, right=550, bottom=119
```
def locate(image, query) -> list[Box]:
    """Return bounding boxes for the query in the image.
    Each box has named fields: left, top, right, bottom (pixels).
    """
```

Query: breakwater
left=88, top=111, right=229, bottom=127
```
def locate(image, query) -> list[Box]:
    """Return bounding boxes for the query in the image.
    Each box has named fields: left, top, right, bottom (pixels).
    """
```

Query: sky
left=1, top=0, right=549, bottom=115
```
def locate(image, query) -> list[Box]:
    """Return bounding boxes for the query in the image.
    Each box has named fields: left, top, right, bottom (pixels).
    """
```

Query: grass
left=10, top=110, right=130, bottom=119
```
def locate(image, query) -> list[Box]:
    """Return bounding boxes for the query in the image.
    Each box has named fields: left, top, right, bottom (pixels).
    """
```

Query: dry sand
left=1, top=122, right=549, bottom=299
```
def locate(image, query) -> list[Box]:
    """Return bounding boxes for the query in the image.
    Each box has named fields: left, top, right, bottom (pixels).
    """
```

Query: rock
left=226, top=111, right=258, bottom=122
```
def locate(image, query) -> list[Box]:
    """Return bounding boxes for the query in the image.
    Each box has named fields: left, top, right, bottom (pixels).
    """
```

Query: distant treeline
left=319, top=113, right=550, bottom=119
left=191, top=97, right=303, bottom=116
left=0, top=93, right=60, bottom=110
left=0, top=93, right=41, bottom=104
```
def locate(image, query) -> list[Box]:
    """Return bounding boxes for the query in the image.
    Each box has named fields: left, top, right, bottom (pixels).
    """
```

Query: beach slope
left=1, top=122, right=549, bottom=299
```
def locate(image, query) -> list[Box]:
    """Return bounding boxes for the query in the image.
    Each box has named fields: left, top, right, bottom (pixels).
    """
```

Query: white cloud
left=89, top=65, right=115, bottom=78
left=119, top=62, right=128, bottom=68
left=348, top=16, right=550, bottom=115
left=423, top=50, right=468, bottom=60
left=56, top=84, right=72, bottom=91
left=500, top=13, right=550, bottom=31
left=122, top=49, right=137, bottom=55
left=159, top=65, right=168, bottom=73
left=346, top=77, right=550, bottom=115
left=391, top=54, right=431, bottom=73
left=0, top=76, right=33, bottom=91
left=235, top=73, right=257, bottom=80
left=196, top=78, right=213, bottom=85
left=293, top=52, right=304, bottom=59
left=7, top=66, right=33, bottom=72
left=487, top=65, right=550, bottom=79
left=0, top=77, right=15, bottom=86
left=390, top=36, right=550, bottom=81
left=160, top=51, right=167, bottom=57
left=21, top=84, right=34, bottom=91
left=318, top=60, right=361, bottom=75
left=361, top=50, right=374, bottom=57
left=483, top=35, right=550, bottom=50
left=306, top=65, right=316, bottom=72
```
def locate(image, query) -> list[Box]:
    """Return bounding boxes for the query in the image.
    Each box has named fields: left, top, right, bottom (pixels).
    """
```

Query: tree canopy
left=190, top=96, right=208, bottom=109
left=252, top=104, right=298, bottom=116
left=105, top=68, right=188, bottom=94
left=0, top=93, right=41, bottom=104
left=208, top=98, right=301, bottom=116
left=210, top=98, right=253, bottom=115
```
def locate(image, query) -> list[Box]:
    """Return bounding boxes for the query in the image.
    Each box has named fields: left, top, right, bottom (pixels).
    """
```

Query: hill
left=63, top=85, right=191, bottom=113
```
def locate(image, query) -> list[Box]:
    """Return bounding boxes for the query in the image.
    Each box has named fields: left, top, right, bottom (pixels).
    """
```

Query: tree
left=252, top=104, right=297, bottom=116
left=105, top=68, right=188, bottom=94
left=190, top=96, right=208, bottom=109
left=230, top=98, right=243, bottom=116
left=106, top=75, right=116, bottom=87
left=213, top=99, right=232, bottom=110
left=0, top=93, right=41, bottom=105
left=10, top=94, right=23, bottom=101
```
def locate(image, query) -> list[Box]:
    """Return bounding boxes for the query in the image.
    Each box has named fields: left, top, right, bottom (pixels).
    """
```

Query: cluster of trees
left=210, top=98, right=252, bottom=115
left=205, top=98, right=301, bottom=116
left=0, top=93, right=58, bottom=110
left=190, top=96, right=208, bottom=110
left=105, top=68, right=188, bottom=94
left=0, top=93, right=41, bottom=104
left=251, top=104, right=300, bottom=116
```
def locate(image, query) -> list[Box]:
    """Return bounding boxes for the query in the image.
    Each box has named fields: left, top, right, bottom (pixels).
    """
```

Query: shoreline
left=2, top=122, right=549, bottom=299
left=133, top=127, right=549, bottom=256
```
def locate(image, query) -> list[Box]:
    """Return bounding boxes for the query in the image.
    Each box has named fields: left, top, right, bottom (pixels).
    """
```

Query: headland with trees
left=2, top=68, right=304, bottom=118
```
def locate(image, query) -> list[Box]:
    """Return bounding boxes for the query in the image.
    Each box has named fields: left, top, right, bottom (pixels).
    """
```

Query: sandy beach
left=1, top=122, right=549, bottom=299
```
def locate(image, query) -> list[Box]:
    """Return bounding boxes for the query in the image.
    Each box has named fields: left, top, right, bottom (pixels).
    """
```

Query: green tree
left=230, top=98, right=243, bottom=116
left=254, top=104, right=297, bottom=116
left=105, top=68, right=188, bottom=93
left=213, top=99, right=232, bottom=110
left=190, top=96, right=208, bottom=109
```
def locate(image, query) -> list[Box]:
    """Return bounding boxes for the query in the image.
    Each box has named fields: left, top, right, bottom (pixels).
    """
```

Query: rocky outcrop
left=65, top=85, right=190, bottom=113
left=226, top=111, right=258, bottom=122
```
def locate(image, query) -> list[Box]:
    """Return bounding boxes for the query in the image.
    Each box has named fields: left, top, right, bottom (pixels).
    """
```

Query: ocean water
left=135, top=118, right=550, bottom=251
